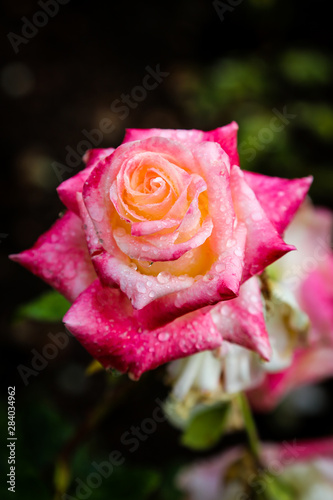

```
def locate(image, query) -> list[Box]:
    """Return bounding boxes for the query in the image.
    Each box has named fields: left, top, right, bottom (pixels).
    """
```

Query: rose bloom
left=10, top=124, right=312, bottom=379
left=178, top=438, right=333, bottom=500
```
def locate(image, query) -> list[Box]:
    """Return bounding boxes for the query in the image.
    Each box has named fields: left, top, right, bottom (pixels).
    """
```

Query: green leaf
left=15, top=290, right=70, bottom=322
left=180, top=403, right=230, bottom=450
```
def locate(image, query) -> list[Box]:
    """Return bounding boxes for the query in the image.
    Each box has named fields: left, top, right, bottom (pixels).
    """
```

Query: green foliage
left=280, top=50, right=331, bottom=86
left=180, top=403, right=230, bottom=450
left=15, top=290, right=70, bottom=322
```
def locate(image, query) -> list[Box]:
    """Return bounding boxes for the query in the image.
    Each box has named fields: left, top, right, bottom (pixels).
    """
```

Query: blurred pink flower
left=178, top=438, right=333, bottom=500
left=248, top=202, right=333, bottom=411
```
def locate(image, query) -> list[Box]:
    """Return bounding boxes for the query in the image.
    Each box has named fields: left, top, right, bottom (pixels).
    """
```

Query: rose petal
left=82, top=137, right=199, bottom=256
left=299, top=256, right=333, bottom=342
left=230, top=165, right=296, bottom=282
left=57, top=165, right=96, bottom=215
left=9, top=211, right=96, bottom=302
left=113, top=216, right=213, bottom=262
left=244, top=172, right=313, bottom=235
left=123, top=121, right=239, bottom=166
left=134, top=221, right=247, bottom=328
left=82, top=147, right=115, bottom=166
left=211, top=276, right=271, bottom=360
left=63, top=279, right=223, bottom=379
left=248, top=346, right=333, bottom=411
left=57, top=148, right=114, bottom=215
left=191, top=141, right=236, bottom=254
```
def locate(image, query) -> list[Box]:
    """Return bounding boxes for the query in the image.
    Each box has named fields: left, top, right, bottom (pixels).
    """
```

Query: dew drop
left=226, top=238, right=236, bottom=248
left=234, top=247, right=243, bottom=257
left=248, top=305, right=258, bottom=315
left=185, top=250, right=194, bottom=259
left=220, top=306, right=230, bottom=316
left=215, top=263, right=226, bottom=273
left=179, top=338, right=187, bottom=351
left=148, top=291, right=156, bottom=299
left=158, top=332, right=170, bottom=342
left=89, top=204, right=104, bottom=222
left=203, top=274, right=214, bottom=282
left=136, top=282, right=147, bottom=293
left=129, top=262, right=138, bottom=271
left=157, top=271, right=171, bottom=284
left=115, top=227, right=127, bottom=238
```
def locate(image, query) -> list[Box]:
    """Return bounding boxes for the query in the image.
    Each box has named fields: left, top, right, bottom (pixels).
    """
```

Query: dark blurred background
left=1, top=0, right=333, bottom=498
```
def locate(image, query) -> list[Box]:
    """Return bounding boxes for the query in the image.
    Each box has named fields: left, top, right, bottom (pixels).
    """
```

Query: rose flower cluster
left=11, top=123, right=313, bottom=380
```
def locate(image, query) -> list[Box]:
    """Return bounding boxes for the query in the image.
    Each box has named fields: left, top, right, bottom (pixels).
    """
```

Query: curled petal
left=57, top=165, right=95, bottom=215
left=244, top=172, right=313, bottom=235
left=230, top=165, right=295, bottom=282
left=57, top=148, right=114, bottom=215
left=82, top=147, right=115, bottom=167
left=191, top=141, right=236, bottom=254
left=92, top=251, right=197, bottom=310
left=113, top=216, right=213, bottom=262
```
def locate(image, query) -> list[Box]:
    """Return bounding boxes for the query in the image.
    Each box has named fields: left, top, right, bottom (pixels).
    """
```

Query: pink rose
left=10, top=123, right=312, bottom=379
left=178, top=438, right=333, bottom=500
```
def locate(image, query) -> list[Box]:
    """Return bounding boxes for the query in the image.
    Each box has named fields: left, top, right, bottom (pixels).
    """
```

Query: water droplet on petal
left=129, top=262, right=138, bottom=271
left=114, top=227, right=126, bottom=237
left=248, top=305, right=258, bottom=315
left=226, top=238, right=236, bottom=248
left=157, top=271, right=171, bottom=284
left=158, top=332, right=170, bottom=342
left=179, top=338, right=187, bottom=352
left=203, top=274, right=214, bottom=282
left=148, top=291, right=156, bottom=298
left=215, top=263, right=226, bottom=273
left=234, top=247, right=243, bottom=257
left=89, top=204, right=104, bottom=222
left=220, top=306, right=230, bottom=316
left=136, top=282, right=147, bottom=293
